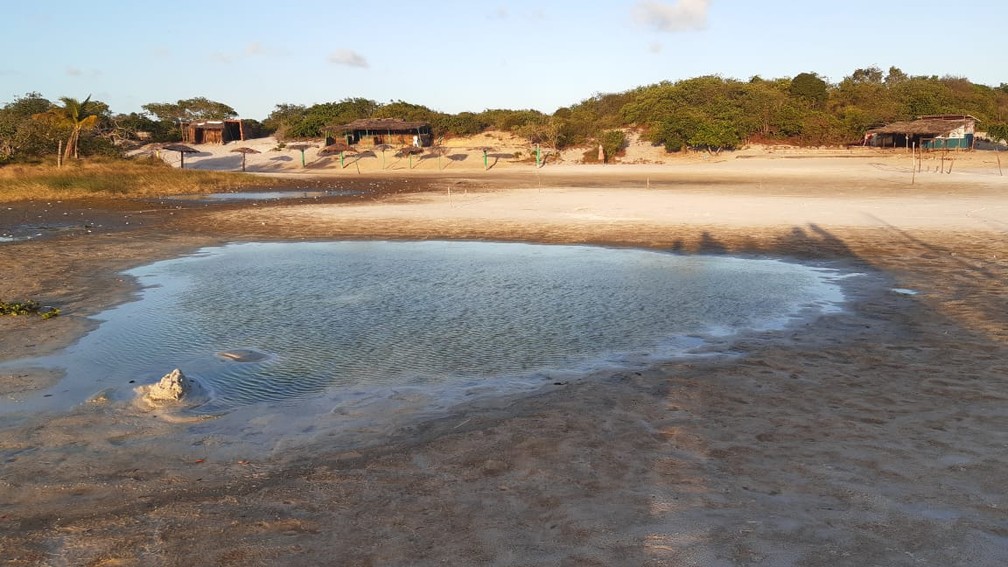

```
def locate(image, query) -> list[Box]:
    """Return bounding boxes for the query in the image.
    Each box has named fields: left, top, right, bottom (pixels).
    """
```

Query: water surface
left=1, top=241, right=846, bottom=417
left=168, top=189, right=363, bottom=202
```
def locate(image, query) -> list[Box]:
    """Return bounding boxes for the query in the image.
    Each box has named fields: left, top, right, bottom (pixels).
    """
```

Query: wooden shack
left=182, top=119, right=247, bottom=144
left=866, top=115, right=976, bottom=150
left=327, top=118, right=433, bottom=148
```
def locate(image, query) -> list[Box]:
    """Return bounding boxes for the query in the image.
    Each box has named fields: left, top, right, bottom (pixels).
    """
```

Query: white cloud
left=491, top=6, right=545, bottom=21
left=210, top=42, right=286, bottom=65
left=649, top=42, right=663, bottom=53
left=328, top=49, right=369, bottom=68
left=245, top=42, right=265, bottom=56
left=634, top=0, right=710, bottom=32
left=66, top=66, right=100, bottom=77
left=211, top=52, right=236, bottom=64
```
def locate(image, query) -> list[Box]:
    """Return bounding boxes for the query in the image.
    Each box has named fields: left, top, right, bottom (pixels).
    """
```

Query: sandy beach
left=1, top=148, right=1007, bottom=565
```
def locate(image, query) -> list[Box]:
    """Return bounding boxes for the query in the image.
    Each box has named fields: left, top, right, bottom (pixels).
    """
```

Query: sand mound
left=135, top=368, right=207, bottom=408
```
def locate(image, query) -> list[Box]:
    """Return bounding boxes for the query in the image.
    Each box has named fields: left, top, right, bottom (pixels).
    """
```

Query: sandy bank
left=1, top=158, right=1006, bottom=565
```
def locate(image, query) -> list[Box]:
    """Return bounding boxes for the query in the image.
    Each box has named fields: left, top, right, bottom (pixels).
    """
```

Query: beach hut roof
left=319, top=142, right=354, bottom=155
left=191, top=122, right=225, bottom=130
left=868, top=116, right=976, bottom=136
left=329, top=118, right=431, bottom=132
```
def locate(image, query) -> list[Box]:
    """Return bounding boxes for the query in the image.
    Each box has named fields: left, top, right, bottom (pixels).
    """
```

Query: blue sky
left=1, top=0, right=1004, bottom=120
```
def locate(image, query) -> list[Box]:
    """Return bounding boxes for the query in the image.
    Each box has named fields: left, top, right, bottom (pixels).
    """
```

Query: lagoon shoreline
left=1, top=156, right=1007, bottom=565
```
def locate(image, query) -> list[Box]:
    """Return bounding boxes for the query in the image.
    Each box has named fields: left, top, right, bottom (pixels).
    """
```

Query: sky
left=1, top=0, right=1004, bottom=120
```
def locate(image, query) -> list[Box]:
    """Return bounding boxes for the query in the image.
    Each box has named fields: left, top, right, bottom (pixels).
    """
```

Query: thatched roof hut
left=182, top=119, right=247, bottom=144
left=867, top=115, right=977, bottom=150
left=327, top=118, right=432, bottom=148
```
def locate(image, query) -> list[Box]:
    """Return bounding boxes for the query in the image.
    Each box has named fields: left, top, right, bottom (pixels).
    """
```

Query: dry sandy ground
left=1, top=154, right=1007, bottom=565
left=145, top=130, right=1008, bottom=176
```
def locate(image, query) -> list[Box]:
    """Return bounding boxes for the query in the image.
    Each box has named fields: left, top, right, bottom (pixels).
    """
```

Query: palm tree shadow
left=859, top=214, right=1000, bottom=282
left=698, top=232, right=727, bottom=254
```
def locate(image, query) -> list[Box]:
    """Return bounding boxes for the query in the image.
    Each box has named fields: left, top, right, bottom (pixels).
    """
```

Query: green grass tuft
left=1, top=300, right=60, bottom=319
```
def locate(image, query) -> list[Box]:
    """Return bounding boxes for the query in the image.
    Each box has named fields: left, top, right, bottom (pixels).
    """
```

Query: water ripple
left=2, top=241, right=847, bottom=414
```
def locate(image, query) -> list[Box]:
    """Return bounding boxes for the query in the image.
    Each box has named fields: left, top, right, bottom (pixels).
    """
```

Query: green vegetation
left=1, top=300, right=60, bottom=319
left=2, top=66, right=1006, bottom=167
left=0, top=157, right=271, bottom=201
left=987, top=123, right=1008, bottom=144
left=599, top=130, right=627, bottom=163
left=789, top=73, right=829, bottom=109
left=32, top=95, right=101, bottom=161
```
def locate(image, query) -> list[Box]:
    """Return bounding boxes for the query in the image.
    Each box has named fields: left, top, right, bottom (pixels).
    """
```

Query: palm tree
left=35, top=95, right=99, bottom=162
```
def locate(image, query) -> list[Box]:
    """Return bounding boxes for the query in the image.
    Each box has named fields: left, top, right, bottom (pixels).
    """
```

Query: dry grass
left=0, top=157, right=271, bottom=201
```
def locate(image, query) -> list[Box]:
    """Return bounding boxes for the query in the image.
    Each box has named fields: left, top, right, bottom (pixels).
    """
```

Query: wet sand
left=1, top=158, right=1007, bottom=565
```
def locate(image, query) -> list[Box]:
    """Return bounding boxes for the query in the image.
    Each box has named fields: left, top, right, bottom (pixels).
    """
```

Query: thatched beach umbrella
left=374, top=143, right=394, bottom=169
left=319, top=142, right=357, bottom=168
left=319, top=141, right=350, bottom=153
left=475, top=146, right=496, bottom=170
left=394, top=146, right=423, bottom=157
left=160, top=143, right=197, bottom=167
left=395, top=146, right=423, bottom=169
left=425, top=145, right=447, bottom=170
left=286, top=143, right=316, bottom=167
left=230, top=146, right=260, bottom=172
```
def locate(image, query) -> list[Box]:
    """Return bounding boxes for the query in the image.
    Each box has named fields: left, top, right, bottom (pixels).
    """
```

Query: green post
left=483, top=150, right=488, bottom=170
left=535, top=144, right=541, bottom=168
left=340, top=151, right=345, bottom=169
left=300, top=149, right=305, bottom=168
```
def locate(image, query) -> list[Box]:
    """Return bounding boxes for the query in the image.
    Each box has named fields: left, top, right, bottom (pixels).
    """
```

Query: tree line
left=2, top=66, right=1006, bottom=164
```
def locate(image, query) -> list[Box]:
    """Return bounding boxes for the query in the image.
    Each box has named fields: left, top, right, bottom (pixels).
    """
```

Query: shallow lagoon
left=168, top=189, right=363, bottom=202
left=2, top=241, right=846, bottom=418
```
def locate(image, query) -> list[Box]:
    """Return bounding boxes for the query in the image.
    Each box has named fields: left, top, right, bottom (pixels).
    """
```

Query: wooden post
left=57, top=140, right=62, bottom=168
left=997, top=149, right=1003, bottom=176
left=911, top=143, right=916, bottom=185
